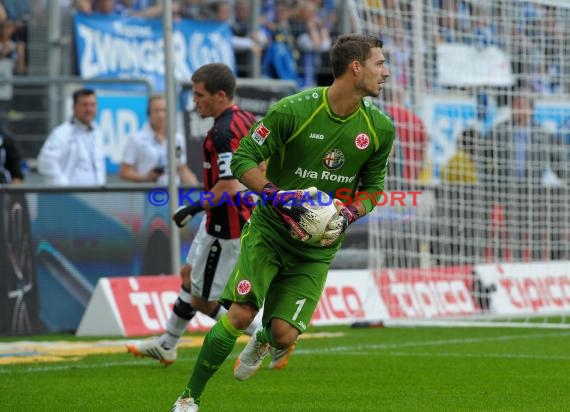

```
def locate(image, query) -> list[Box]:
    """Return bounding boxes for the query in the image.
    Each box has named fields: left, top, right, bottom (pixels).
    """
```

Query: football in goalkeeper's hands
left=297, top=190, right=339, bottom=245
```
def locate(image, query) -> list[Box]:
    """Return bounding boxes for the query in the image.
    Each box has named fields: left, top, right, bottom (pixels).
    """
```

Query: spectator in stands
left=382, top=31, right=411, bottom=88
left=71, top=0, right=92, bottom=14
left=485, top=93, right=565, bottom=186
left=261, top=3, right=299, bottom=83
left=259, top=0, right=276, bottom=28
left=538, top=5, right=563, bottom=94
left=0, top=0, right=29, bottom=74
left=114, top=0, right=155, bottom=16
left=441, top=127, right=482, bottom=185
left=469, top=5, right=499, bottom=47
left=205, top=0, right=267, bottom=78
left=456, top=0, right=473, bottom=37
left=92, top=0, right=115, bottom=14
left=119, top=94, right=198, bottom=185
left=383, top=84, right=427, bottom=183
left=437, top=127, right=485, bottom=263
left=314, top=0, right=336, bottom=33
left=129, top=0, right=205, bottom=20
left=37, top=88, right=106, bottom=186
left=0, top=0, right=31, bottom=23
left=436, top=8, right=459, bottom=44
left=0, top=125, right=23, bottom=184
left=434, top=0, right=473, bottom=44
left=262, top=2, right=295, bottom=51
left=261, top=35, right=298, bottom=84
left=559, top=117, right=570, bottom=167
left=289, top=1, right=331, bottom=87
left=174, top=0, right=207, bottom=20
left=0, top=20, right=21, bottom=73
left=484, top=91, right=566, bottom=260
left=507, top=22, right=535, bottom=83
left=528, top=62, right=559, bottom=95
left=230, top=0, right=269, bottom=77
left=72, top=0, right=117, bottom=15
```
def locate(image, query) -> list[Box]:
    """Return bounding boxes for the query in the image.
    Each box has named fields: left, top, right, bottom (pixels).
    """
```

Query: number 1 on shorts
left=292, top=298, right=306, bottom=321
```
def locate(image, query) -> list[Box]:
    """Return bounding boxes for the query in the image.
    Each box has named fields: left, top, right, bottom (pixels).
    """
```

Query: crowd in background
left=2, top=0, right=569, bottom=94
left=1, top=0, right=568, bottom=183
left=1, top=0, right=338, bottom=86
left=0, top=0, right=568, bottom=263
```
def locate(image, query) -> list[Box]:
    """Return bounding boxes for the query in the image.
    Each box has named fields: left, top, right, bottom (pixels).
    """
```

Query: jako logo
left=309, top=133, right=324, bottom=140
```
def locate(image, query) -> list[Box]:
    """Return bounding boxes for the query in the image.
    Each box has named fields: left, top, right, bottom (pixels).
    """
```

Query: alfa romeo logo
left=322, top=149, right=345, bottom=170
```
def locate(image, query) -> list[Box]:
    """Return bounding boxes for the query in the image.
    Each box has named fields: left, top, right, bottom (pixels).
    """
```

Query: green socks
left=186, top=314, right=243, bottom=403
left=255, top=326, right=275, bottom=347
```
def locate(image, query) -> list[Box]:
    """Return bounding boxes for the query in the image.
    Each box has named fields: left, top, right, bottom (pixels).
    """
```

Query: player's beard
left=357, top=77, right=381, bottom=98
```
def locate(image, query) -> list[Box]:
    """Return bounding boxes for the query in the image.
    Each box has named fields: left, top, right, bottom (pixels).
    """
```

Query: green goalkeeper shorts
left=220, top=222, right=334, bottom=333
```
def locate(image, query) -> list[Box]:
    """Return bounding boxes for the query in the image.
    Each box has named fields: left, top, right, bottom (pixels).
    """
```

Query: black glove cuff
left=261, top=182, right=280, bottom=203
left=183, top=203, right=205, bottom=216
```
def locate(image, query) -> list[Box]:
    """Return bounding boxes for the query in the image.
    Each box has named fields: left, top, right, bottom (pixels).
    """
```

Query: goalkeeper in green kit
left=172, top=34, right=394, bottom=411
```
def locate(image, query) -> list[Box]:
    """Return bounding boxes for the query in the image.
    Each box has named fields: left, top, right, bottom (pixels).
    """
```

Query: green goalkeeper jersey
left=231, top=86, right=394, bottom=256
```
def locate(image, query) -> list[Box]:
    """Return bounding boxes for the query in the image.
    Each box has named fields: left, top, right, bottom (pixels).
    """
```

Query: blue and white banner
left=73, top=14, right=235, bottom=92
left=96, top=91, right=148, bottom=174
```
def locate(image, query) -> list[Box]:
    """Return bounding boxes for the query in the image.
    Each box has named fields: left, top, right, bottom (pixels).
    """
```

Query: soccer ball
left=298, top=190, right=339, bottom=245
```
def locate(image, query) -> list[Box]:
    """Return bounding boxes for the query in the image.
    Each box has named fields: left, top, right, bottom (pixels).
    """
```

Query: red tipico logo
left=355, top=133, right=370, bottom=149
left=237, top=280, right=252, bottom=295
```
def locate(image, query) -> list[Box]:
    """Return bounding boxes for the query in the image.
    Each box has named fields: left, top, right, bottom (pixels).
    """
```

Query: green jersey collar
left=323, top=87, right=362, bottom=122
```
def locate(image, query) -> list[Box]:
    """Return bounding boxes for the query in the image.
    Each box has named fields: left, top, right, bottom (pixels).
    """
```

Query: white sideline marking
left=294, top=330, right=570, bottom=354
left=1, top=331, right=568, bottom=374
left=387, top=352, right=570, bottom=361
left=295, top=351, right=570, bottom=361
left=383, top=320, right=570, bottom=329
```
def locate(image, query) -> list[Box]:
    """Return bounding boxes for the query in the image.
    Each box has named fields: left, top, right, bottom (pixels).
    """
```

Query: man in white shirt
left=37, top=88, right=106, bottom=186
left=119, top=94, right=198, bottom=186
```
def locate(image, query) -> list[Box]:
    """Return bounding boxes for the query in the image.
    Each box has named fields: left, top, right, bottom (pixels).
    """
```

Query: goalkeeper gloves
left=320, top=200, right=360, bottom=247
left=262, top=183, right=318, bottom=241
left=172, top=203, right=205, bottom=228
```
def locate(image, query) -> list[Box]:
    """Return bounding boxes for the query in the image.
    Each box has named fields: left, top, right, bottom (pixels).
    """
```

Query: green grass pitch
left=1, top=326, right=569, bottom=411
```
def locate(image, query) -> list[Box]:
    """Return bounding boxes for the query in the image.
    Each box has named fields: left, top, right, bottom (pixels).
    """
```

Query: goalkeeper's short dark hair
left=191, top=63, right=236, bottom=100
left=330, top=34, right=384, bottom=79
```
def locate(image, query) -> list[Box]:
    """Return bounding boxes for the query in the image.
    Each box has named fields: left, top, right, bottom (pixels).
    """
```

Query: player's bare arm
left=237, top=166, right=270, bottom=194
left=204, top=178, right=242, bottom=208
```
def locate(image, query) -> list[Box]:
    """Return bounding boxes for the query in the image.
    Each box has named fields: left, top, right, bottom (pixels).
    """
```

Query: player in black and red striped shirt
left=201, top=93, right=257, bottom=239
left=128, top=64, right=294, bottom=372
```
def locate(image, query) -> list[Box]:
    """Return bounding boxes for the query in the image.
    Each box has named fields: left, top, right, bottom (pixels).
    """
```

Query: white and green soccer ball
left=298, top=190, right=338, bottom=245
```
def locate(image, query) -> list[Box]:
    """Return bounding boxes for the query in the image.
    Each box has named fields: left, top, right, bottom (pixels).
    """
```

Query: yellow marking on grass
left=0, top=356, right=82, bottom=365
left=0, top=332, right=344, bottom=365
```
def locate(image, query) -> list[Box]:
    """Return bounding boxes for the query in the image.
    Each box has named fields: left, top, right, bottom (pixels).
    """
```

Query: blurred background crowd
left=1, top=0, right=568, bottom=170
